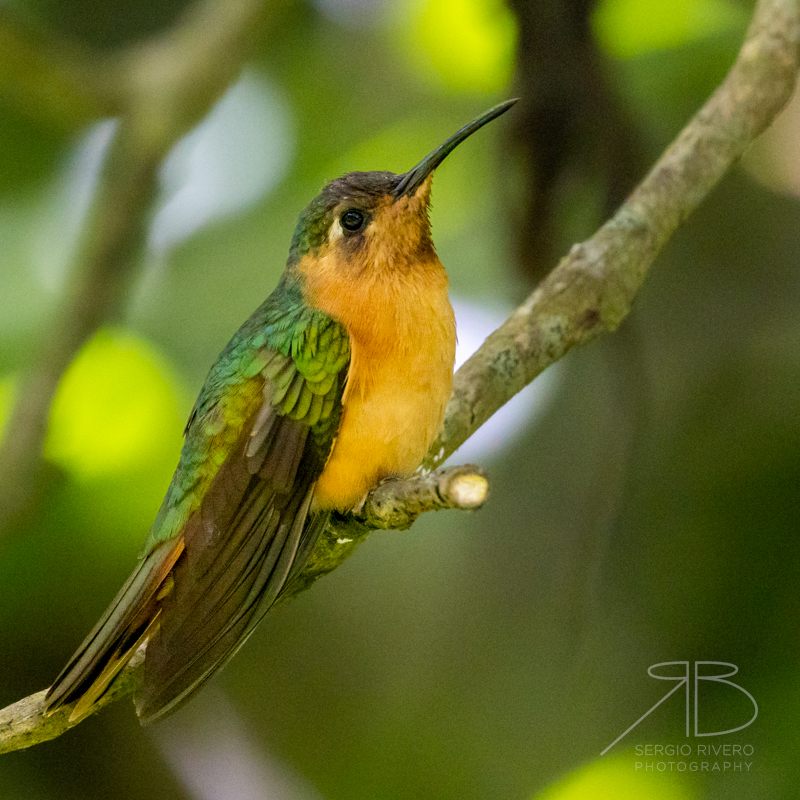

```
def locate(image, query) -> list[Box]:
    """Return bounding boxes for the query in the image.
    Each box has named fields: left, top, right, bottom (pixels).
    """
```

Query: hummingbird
left=45, top=99, right=517, bottom=725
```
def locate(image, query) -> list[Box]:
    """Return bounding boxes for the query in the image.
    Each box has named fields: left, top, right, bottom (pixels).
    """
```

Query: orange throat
left=298, top=240, right=456, bottom=512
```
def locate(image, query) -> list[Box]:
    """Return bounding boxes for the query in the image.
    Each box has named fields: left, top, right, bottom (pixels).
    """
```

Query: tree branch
left=358, top=464, right=490, bottom=531
left=1, top=0, right=798, bottom=755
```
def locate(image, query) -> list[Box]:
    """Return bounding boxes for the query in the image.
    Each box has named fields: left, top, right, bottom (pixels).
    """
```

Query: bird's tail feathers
left=44, top=538, right=184, bottom=721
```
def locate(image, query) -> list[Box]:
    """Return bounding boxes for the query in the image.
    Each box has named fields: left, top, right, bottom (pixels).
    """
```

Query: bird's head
left=287, top=99, right=517, bottom=281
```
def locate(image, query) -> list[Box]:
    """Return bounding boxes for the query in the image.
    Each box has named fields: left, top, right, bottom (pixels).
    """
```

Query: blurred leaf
left=45, top=328, right=185, bottom=479
left=536, top=753, right=694, bottom=800
left=593, top=0, right=748, bottom=59
left=402, top=0, right=517, bottom=94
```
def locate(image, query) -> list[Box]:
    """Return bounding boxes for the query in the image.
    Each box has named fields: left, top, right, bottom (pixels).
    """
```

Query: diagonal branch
left=1, top=0, right=798, bottom=755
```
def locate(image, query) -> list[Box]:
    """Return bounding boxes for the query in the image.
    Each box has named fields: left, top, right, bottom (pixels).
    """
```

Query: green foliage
left=45, top=329, right=186, bottom=479
left=593, top=0, right=748, bottom=59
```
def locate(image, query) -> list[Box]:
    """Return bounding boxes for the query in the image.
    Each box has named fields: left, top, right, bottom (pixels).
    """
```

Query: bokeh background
left=2, top=0, right=799, bottom=798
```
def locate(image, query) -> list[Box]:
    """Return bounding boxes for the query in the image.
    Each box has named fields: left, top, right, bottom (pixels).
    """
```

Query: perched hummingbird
left=45, top=99, right=517, bottom=724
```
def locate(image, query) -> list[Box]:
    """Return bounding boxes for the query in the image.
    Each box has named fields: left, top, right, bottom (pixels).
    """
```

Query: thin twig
left=355, top=464, right=489, bottom=531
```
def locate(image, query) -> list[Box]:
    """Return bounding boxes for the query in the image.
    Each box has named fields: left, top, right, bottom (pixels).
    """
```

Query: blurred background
left=1, top=0, right=799, bottom=797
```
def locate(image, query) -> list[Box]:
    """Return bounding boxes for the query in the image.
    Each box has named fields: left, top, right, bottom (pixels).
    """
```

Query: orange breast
left=298, top=249, right=456, bottom=512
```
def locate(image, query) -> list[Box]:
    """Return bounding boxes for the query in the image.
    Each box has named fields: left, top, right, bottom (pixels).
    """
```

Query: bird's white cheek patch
left=329, top=218, right=343, bottom=243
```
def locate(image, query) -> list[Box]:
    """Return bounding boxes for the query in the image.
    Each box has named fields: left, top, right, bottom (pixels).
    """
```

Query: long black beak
left=394, top=98, right=518, bottom=198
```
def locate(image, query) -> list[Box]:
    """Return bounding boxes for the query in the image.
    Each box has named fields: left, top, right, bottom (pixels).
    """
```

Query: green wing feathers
left=45, top=283, right=350, bottom=723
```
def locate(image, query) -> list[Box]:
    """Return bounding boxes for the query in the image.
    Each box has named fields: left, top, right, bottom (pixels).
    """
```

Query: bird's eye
left=340, top=208, right=365, bottom=232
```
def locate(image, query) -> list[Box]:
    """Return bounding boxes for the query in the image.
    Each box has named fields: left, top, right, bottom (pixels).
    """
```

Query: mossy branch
left=0, top=0, right=798, bottom=756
